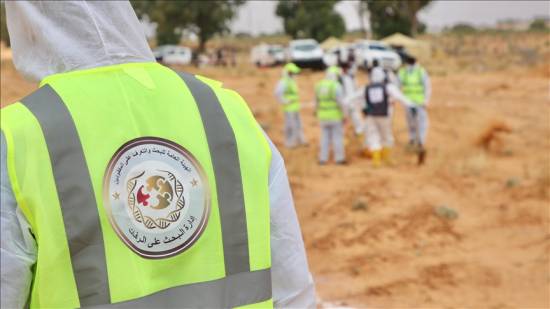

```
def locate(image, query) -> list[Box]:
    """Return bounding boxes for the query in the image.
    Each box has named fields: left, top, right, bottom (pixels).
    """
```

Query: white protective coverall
left=274, top=72, right=307, bottom=148
left=340, top=70, right=363, bottom=135
left=346, top=68, right=414, bottom=151
left=316, top=70, right=346, bottom=163
left=368, top=66, right=399, bottom=87
left=1, top=1, right=315, bottom=308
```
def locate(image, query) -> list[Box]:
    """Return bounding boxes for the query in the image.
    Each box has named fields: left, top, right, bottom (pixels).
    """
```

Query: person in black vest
left=345, top=67, right=414, bottom=166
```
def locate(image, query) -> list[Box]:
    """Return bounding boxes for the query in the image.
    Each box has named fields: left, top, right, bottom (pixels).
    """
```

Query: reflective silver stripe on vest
left=21, top=85, right=110, bottom=306
left=105, top=268, right=271, bottom=308
left=177, top=72, right=250, bottom=275
left=22, top=75, right=267, bottom=307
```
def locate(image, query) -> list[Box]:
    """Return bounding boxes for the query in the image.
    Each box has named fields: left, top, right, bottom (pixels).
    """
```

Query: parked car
left=153, top=45, right=193, bottom=65
left=322, top=45, right=351, bottom=67
left=287, top=39, right=325, bottom=70
left=250, top=43, right=286, bottom=67
left=353, top=40, right=401, bottom=71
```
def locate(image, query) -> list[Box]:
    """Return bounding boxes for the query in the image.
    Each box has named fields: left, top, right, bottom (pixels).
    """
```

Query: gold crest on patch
left=103, top=137, right=210, bottom=259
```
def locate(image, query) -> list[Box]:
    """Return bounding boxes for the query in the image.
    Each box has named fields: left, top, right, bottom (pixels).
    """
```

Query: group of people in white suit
left=274, top=55, right=431, bottom=166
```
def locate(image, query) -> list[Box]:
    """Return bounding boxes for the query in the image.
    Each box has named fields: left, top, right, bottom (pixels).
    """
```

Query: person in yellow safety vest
left=398, top=55, right=432, bottom=165
left=0, top=2, right=316, bottom=308
left=274, top=63, right=308, bottom=148
left=315, top=66, right=346, bottom=165
left=345, top=67, right=414, bottom=167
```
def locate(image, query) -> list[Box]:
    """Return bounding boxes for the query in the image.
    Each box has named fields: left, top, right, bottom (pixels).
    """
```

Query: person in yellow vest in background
left=0, top=1, right=315, bottom=308
left=274, top=63, right=308, bottom=148
left=315, top=66, right=346, bottom=165
left=398, top=55, right=432, bottom=165
left=345, top=67, right=414, bottom=167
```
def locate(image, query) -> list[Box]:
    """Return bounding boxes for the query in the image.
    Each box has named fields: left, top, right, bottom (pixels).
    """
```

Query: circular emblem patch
left=103, top=137, right=210, bottom=259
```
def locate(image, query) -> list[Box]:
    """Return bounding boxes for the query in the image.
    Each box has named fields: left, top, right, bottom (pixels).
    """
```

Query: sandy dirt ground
left=1, top=33, right=549, bottom=308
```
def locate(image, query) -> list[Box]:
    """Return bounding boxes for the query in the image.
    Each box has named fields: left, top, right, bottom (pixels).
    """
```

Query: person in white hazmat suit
left=346, top=67, right=414, bottom=166
left=339, top=63, right=363, bottom=136
left=369, top=59, right=399, bottom=86
left=0, top=1, right=315, bottom=308
left=315, top=66, right=347, bottom=165
left=274, top=63, right=308, bottom=148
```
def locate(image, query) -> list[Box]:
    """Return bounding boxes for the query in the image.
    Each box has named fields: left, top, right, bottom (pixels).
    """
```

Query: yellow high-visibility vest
left=315, top=79, right=343, bottom=121
left=282, top=77, right=300, bottom=112
left=1, top=62, right=272, bottom=308
left=398, top=66, right=426, bottom=105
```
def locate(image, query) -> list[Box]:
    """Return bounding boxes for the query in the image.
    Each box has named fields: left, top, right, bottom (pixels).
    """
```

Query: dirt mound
left=475, top=120, right=512, bottom=151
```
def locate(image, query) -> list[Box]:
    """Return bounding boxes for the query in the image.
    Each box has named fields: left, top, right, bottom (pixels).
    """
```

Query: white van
left=250, top=44, right=286, bottom=67
left=288, top=39, right=325, bottom=70
left=154, top=45, right=193, bottom=65
left=353, top=40, right=401, bottom=71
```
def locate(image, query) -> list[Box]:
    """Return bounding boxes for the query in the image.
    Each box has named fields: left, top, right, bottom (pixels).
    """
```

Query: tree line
left=3, top=1, right=545, bottom=51
left=0, top=0, right=431, bottom=49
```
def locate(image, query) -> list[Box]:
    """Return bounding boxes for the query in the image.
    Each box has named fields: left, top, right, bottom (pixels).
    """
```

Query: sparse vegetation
left=529, top=18, right=548, bottom=32
left=447, top=23, right=478, bottom=34
left=131, top=0, right=244, bottom=52
left=275, top=0, right=345, bottom=42
left=352, top=197, right=369, bottom=211
left=365, top=0, right=432, bottom=38
left=0, top=2, right=9, bottom=47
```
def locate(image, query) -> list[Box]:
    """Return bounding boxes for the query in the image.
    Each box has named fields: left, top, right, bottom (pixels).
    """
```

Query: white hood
left=370, top=67, right=386, bottom=83
left=5, top=1, right=155, bottom=82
